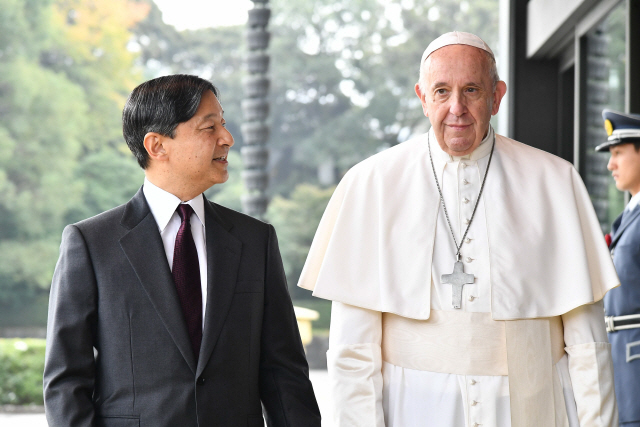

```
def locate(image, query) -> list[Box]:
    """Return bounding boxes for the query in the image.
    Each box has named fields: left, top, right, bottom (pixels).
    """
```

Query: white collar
left=626, top=192, right=640, bottom=212
left=143, top=177, right=206, bottom=233
left=430, top=125, right=495, bottom=163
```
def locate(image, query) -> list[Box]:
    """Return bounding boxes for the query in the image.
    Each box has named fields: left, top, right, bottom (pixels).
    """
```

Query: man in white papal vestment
left=298, top=31, right=619, bottom=427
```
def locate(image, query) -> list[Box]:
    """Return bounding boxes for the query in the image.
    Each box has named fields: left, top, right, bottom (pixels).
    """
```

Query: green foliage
left=70, top=148, right=144, bottom=222
left=267, top=184, right=335, bottom=299
left=266, top=0, right=499, bottom=194
left=0, top=295, right=49, bottom=327
left=0, top=339, right=46, bottom=405
left=0, top=0, right=146, bottom=310
left=0, top=0, right=54, bottom=59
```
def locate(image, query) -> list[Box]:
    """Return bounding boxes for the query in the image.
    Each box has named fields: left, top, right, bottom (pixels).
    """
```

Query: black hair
left=122, top=74, right=219, bottom=169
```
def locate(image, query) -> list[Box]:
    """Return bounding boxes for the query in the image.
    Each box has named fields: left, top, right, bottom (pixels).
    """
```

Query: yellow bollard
left=294, top=306, right=319, bottom=347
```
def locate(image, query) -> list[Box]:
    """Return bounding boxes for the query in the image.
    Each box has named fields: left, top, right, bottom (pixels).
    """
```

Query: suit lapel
left=611, top=205, right=640, bottom=248
left=197, top=200, right=242, bottom=376
left=118, top=188, right=197, bottom=374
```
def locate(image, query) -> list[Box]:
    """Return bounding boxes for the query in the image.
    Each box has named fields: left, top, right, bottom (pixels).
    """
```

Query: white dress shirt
left=625, top=191, right=640, bottom=212
left=143, top=178, right=208, bottom=328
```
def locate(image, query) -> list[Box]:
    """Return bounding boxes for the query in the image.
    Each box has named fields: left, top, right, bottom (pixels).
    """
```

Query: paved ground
left=0, top=413, right=47, bottom=427
left=0, top=370, right=333, bottom=427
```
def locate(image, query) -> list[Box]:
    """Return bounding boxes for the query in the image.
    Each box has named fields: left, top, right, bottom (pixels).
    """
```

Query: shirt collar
left=430, top=125, right=495, bottom=163
left=626, top=192, right=640, bottom=212
left=143, top=177, right=206, bottom=233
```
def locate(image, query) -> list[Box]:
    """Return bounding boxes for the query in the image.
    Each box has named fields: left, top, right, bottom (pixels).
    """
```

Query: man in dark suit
left=597, top=109, right=640, bottom=427
left=43, top=74, right=321, bottom=427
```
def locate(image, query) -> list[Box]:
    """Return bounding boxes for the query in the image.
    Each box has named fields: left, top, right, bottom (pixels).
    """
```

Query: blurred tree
left=0, top=0, right=147, bottom=317
left=0, top=59, right=87, bottom=305
left=267, top=184, right=335, bottom=300
left=267, top=0, right=499, bottom=194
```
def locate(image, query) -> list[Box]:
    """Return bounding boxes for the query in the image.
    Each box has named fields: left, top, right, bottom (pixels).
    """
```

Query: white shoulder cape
left=298, top=130, right=619, bottom=320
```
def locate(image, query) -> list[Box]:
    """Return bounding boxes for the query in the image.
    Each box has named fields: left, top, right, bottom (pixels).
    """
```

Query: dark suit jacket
left=605, top=204, right=640, bottom=424
left=43, top=188, right=321, bottom=427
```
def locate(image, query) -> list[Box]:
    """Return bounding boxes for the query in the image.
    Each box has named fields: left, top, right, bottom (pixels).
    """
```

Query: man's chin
left=212, top=173, right=229, bottom=186
left=443, top=138, right=477, bottom=155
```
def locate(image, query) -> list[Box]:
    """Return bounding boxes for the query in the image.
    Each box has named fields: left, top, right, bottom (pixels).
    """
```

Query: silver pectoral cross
left=441, top=259, right=475, bottom=309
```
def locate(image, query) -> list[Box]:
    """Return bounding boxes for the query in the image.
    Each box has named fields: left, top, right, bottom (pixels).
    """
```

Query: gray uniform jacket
left=605, top=204, right=640, bottom=425
left=43, top=188, right=320, bottom=427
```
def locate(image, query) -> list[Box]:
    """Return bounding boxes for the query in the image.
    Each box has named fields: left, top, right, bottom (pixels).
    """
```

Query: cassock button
left=465, top=238, right=472, bottom=244
left=473, top=423, right=481, bottom=427
left=470, top=379, right=477, bottom=385
left=197, top=376, right=205, bottom=385
left=464, top=218, right=470, bottom=225
left=463, top=198, right=470, bottom=204
left=466, top=257, right=474, bottom=263
left=469, top=295, right=476, bottom=301
left=471, top=400, right=479, bottom=406
left=461, top=162, right=467, bottom=168
left=463, top=179, right=470, bottom=185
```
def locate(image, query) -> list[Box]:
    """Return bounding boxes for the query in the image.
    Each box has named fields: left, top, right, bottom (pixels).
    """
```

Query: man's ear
left=415, top=83, right=429, bottom=117
left=491, top=81, right=507, bottom=116
left=143, top=132, right=168, bottom=162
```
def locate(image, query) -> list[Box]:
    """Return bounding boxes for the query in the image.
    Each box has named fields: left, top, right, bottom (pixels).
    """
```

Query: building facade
left=499, top=0, right=640, bottom=231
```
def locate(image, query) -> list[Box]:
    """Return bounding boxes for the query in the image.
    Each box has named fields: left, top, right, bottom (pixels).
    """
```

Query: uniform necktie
left=172, top=204, right=203, bottom=361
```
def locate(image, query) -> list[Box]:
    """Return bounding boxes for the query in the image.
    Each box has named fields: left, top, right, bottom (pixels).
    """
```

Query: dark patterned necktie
left=172, top=204, right=203, bottom=362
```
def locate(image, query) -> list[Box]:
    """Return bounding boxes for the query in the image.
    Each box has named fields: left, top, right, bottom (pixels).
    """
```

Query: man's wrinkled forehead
left=421, top=31, right=494, bottom=64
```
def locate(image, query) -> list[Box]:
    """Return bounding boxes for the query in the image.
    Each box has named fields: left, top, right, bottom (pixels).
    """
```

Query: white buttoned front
left=431, top=136, right=492, bottom=314
left=428, top=132, right=498, bottom=427
left=455, top=371, right=510, bottom=427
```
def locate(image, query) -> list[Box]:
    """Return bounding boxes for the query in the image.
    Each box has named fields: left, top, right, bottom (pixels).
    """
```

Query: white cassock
left=299, top=126, right=619, bottom=427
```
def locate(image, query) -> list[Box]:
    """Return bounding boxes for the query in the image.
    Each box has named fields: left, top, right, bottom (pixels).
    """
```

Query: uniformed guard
left=597, top=109, right=640, bottom=427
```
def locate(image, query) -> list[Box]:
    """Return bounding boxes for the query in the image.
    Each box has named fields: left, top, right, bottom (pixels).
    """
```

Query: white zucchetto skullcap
left=421, top=31, right=494, bottom=64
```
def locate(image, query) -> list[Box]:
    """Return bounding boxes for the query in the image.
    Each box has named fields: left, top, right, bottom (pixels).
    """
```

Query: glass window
left=582, top=1, right=627, bottom=232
